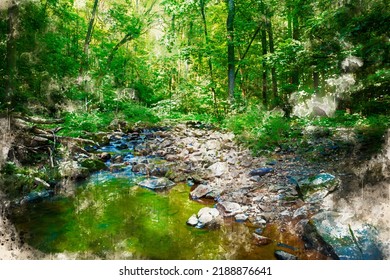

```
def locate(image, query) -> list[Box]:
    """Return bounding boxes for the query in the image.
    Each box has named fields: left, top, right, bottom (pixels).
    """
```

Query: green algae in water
left=10, top=177, right=276, bottom=259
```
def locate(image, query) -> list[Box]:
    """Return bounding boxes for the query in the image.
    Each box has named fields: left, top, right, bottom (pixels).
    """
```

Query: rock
left=132, top=163, right=150, bottom=175
left=150, top=166, right=170, bottom=177
left=293, top=205, right=308, bottom=219
left=116, top=143, right=128, bottom=150
left=274, top=250, right=298, bottom=260
left=217, top=201, right=242, bottom=217
left=205, top=140, right=221, bottom=151
left=19, top=190, right=54, bottom=204
left=305, top=211, right=384, bottom=260
left=197, top=207, right=220, bottom=228
left=138, top=177, right=175, bottom=191
left=79, top=158, right=108, bottom=172
left=249, top=167, right=273, bottom=177
left=166, top=154, right=179, bottom=162
left=187, top=207, right=220, bottom=229
left=190, top=184, right=215, bottom=199
left=186, top=214, right=199, bottom=226
left=59, top=161, right=89, bottom=180
left=299, top=173, right=340, bottom=200
left=235, top=213, right=248, bottom=222
left=253, top=233, right=272, bottom=246
left=109, top=163, right=127, bottom=172
left=99, top=152, right=111, bottom=161
left=208, top=162, right=228, bottom=177
left=111, top=155, right=124, bottom=164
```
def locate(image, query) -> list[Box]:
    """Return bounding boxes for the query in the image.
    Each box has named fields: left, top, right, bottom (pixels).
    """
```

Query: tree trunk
left=234, top=25, right=260, bottom=79
left=313, top=71, right=319, bottom=93
left=79, top=0, right=99, bottom=75
left=291, top=8, right=299, bottom=86
left=200, top=0, right=218, bottom=115
left=5, top=1, right=19, bottom=109
left=261, top=2, right=268, bottom=106
left=261, top=27, right=267, bottom=106
left=227, top=0, right=235, bottom=102
left=268, top=19, right=278, bottom=103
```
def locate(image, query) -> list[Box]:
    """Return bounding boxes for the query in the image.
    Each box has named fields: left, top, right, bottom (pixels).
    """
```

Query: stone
left=274, top=250, right=298, bottom=260
left=299, top=173, right=340, bottom=200
left=132, top=163, right=150, bottom=175
left=186, top=214, right=199, bottom=226
left=191, top=207, right=220, bottom=228
left=235, top=214, right=248, bottom=222
left=249, top=167, right=273, bottom=177
left=79, top=158, right=108, bottom=172
left=293, top=206, right=308, bottom=219
left=111, top=155, right=124, bottom=164
left=190, top=184, right=214, bottom=199
left=150, top=166, right=169, bottom=177
left=208, top=162, right=228, bottom=177
left=217, top=201, right=242, bottom=217
left=205, top=140, right=221, bottom=151
left=59, top=161, right=89, bottom=180
left=99, top=152, right=111, bottom=161
left=138, top=177, right=175, bottom=191
left=19, top=190, right=54, bottom=204
left=306, top=211, right=384, bottom=260
left=253, top=233, right=272, bottom=246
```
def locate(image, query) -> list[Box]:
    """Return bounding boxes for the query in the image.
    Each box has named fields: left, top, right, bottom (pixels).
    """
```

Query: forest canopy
left=0, top=0, right=388, bottom=124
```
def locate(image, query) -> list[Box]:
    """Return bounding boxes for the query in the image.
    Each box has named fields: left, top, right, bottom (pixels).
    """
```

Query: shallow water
left=10, top=171, right=284, bottom=259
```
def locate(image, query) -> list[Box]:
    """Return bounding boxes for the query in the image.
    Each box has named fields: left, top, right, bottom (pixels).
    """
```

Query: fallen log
left=11, top=113, right=64, bottom=124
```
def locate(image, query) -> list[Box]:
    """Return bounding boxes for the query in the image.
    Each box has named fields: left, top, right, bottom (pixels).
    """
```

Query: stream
left=8, top=129, right=291, bottom=260
left=7, top=125, right=388, bottom=260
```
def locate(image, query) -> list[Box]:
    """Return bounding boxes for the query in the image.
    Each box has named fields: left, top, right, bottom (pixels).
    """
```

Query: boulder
left=217, top=201, right=242, bottom=217
left=197, top=207, right=220, bottom=228
left=190, top=184, right=215, bottom=199
left=208, top=162, right=228, bottom=177
left=79, top=158, right=107, bottom=173
left=132, top=163, right=150, bottom=175
left=249, top=167, right=273, bottom=177
left=138, top=177, right=175, bottom=191
left=186, top=214, right=199, bottom=226
left=59, top=160, right=89, bottom=180
left=186, top=207, right=221, bottom=229
left=299, top=173, right=340, bottom=200
left=304, top=211, right=383, bottom=260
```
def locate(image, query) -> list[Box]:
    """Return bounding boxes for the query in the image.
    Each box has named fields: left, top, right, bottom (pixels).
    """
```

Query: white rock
left=186, top=214, right=199, bottom=226
left=208, top=162, right=228, bottom=177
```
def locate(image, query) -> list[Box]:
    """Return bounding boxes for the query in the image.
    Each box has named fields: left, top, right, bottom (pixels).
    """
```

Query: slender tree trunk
left=234, top=25, right=260, bottom=78
left=200, top=0, right=218, bottom=115
left=5, top=1, right=19, bottom=109
left=291, top=8, right=299, bottom=86
left=79, top=0, right=99, bottom=75
left=227, top=0, right=235, bottom=102
left=268, top=19, right=278, bottom=103
left=261, top=2, right=268, bottom=106
left=313, top=71, right=319, bottom=93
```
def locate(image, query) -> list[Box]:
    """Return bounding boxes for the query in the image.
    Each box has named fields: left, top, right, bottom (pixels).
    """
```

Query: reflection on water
left=10, top=174, right=281, bottom=259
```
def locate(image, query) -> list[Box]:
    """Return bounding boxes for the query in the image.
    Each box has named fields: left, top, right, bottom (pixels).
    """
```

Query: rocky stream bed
left=1, top=121, right=388, bottom=259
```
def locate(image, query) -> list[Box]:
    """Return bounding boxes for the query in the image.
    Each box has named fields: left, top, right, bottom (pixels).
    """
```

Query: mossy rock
left=299, top=173, right=340, bottom=200
left=79, top=158, right=108, bottom=173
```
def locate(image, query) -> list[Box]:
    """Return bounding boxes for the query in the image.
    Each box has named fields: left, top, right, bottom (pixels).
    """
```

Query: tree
left=5, top=0, right=19, bottom=111
left=227, top=0, right=235, bottom=102
left=79, top=0, right=99, bottom=75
